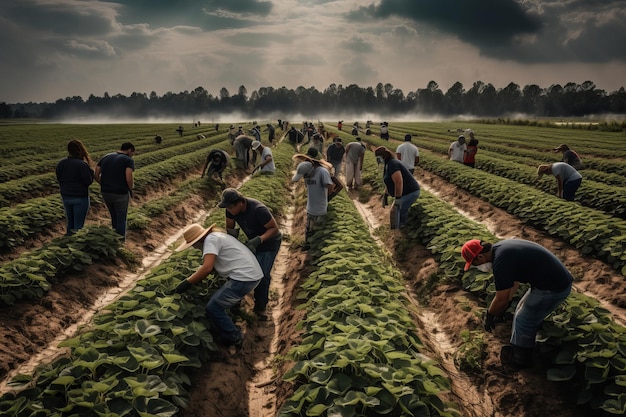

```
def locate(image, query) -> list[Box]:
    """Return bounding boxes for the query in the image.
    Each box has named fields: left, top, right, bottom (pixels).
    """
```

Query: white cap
left=251, top=140, right=261, bottom=150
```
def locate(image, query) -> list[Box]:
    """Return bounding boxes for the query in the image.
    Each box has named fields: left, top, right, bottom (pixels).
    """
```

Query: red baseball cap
left=461, top=239, right=483, bottom=271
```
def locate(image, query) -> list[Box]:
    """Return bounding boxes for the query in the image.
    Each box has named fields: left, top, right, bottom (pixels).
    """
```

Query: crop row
left=379, top=124, right=626, bottom=217
left=415, top=152, right=626, bottom=277
left=388, top=122, right=626, bottom=178
left=0, top=131, right=227, bottom=207
left=279, top=181, right=458, bottom=414
left=405, top=190, right=626, bottom=415
left=0, top=136, right=293, bottom=417
left=0, top=226, right=122, bottom=306
left=0, top=136, right=233, bottom=252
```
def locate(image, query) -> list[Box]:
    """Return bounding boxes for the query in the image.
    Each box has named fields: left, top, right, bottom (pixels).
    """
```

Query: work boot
left=254, top=307, right=269, bottom=321
left=500, top=344, right=533, bottom=370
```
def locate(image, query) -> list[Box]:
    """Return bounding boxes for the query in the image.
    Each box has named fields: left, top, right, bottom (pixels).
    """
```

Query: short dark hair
left=121, top=142, right=135, bottom=151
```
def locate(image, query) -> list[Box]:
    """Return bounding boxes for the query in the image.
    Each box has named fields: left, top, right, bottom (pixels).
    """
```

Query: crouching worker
left=461, top=238, right=573, bottom=370
left=174, top=223, right=263, bottom=348
left=218, top=188, right=282, bottom=320
left=201, top=149, right=229, bottom=180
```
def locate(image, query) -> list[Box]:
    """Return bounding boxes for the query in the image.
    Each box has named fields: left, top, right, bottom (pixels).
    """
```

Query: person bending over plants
left=461, top=238, right=573, bottom=370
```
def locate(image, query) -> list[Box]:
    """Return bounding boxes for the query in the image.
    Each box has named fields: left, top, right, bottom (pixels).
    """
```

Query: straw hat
left=291, top=153, right=332, bottom=170
left=176, top=223, right=216, bottom=252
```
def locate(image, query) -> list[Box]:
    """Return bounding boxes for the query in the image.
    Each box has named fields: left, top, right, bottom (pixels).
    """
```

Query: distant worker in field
left=250, top=125, right=261, bottom=142
left=337, top=120, right=343, bottom=131
left=463, top=131, right=479, bottom=168
left=326, top=136, right=345, bottom=176
left=251, top=141, right=275, bottom=174
left=228, top=125, right=237, bottom=143
left=56, top=140, right=95, bottom=236
left=95, top=142, right=135, bottom=240
left=218, top=188, right=282, bottom=320
left=233, top=135, right=255, bottom=170
left=264, top=123, right=276, bottom=143
left=461, top=238, right=573, bottom=370
left=174, top=223, right=263, bottom=349
left=448, top=135, right=467, bottom=163
left=374, top=146, right=420, bottom=229
left=309, top=133, right=324, bottom=154
left=154, top=135, right=162, bottom=144
left=553, top=144, right=583, bottom=170
left=395, top=134, right=420, bottom=174
left=291, top=156, right=336, bottom=250
left=537, top=162, right=582, bottom=201
left=344, top=137, right=366, bottom=190
left=287, top=125, right=305, bottom=145
left=176, top=125, right=184, bottom=137
left=201, top=149, right=230, bottom=180
left=379, top=122, right=389, bottom=140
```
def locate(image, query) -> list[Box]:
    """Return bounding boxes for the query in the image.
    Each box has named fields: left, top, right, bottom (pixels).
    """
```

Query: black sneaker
left=254, top=308, right=269, bottom=321
left=501, top=345, right=533, bottom=370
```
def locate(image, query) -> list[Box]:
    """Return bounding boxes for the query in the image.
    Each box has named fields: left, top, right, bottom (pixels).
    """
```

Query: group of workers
left=106, top=123, right=582, bottom=372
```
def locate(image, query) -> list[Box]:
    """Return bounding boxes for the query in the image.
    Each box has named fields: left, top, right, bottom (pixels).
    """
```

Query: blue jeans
left=254, top=246, right=281, bottom=311
left=102, top=192, right=130, bottom=239
left=398, top=189, right=420, bottom=228
left=61, top=195, right=90, bottom=234
left=511, top=283, right=572, bottom=348
left=205, top=279, right=260, bottom=343
left=563, top=178, right=582, bottom=201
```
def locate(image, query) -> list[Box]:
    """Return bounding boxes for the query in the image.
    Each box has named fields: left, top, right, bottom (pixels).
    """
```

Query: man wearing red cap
left=461, top=238, right=573, bottom=369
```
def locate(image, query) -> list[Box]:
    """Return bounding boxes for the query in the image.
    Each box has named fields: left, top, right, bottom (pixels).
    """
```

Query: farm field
left=0, top=120, right=625, bottom=417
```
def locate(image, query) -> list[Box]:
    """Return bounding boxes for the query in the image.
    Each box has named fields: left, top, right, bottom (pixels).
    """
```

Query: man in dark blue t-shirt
left=461, top=238, right=573, bottom=369
left=95, top=142, right=135, bottom=240
left=218, top=188, right=282, bottom=320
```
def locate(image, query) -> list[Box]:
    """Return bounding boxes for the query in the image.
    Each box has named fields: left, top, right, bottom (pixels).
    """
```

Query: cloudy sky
left=1, top=0, right=625, bottom=104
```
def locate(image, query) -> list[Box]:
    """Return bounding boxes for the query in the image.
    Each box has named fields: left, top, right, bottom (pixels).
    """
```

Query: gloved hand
left=246, top=236, right=262, bottom=253
left=226, top=228, right=240, bottom=238
left=393, top=196, right=402, bottom=209
left=175, top=279, right=192, bottom=294
left=252, top=165, right=261, bottom=173
left=483, top=311, right=496, bottom=332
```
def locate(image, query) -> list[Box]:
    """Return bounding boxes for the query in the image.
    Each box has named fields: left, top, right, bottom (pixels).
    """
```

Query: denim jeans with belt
left=205, top=279, right=260, bottom=343
left=510, top=282, right=572, bottom=348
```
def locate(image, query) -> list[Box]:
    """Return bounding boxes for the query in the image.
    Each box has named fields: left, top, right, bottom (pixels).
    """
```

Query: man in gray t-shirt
left=292, top=160, right=335, bottom=249
left=537, top=162, right=582, bottom=201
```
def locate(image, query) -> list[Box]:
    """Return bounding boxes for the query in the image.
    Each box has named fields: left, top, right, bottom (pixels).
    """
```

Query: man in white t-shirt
left=252, top=141, right=275, bottom=174
left=537, top=162, right=582, bottom=201
left=396, top=134, right=420, bottom=174
left=448, top=135, right=467, bottom=163
left=174, top=223, right=263, bottom=348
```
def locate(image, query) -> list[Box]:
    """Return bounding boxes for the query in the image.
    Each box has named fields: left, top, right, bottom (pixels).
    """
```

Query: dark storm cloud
left=354, top=0, right=542, bottom=45
left=352, top=0, right=626, bottom=63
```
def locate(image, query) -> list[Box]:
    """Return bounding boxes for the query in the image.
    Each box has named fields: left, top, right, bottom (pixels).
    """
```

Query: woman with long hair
left=55, top=140, right=94, bottom=235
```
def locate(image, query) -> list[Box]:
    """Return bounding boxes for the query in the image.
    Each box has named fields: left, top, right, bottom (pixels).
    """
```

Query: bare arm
left=125, top=167, right=134, bottom=191
left=488, top=285, right=517, bottom=316
left=391, top=170, right=403, bottom=197
left=260, top=217, right=279, bottom=242
left=94, top=166, right=102, bottom=184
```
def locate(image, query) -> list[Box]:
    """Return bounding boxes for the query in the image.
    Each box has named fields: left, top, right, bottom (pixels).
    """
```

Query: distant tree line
left=2, top=80, right=625, bottom=120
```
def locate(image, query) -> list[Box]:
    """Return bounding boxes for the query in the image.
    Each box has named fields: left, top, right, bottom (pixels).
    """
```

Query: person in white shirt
left=251, top=141, right=275, bottom=174
left=448, top=135, right=467, bottom=163
left=537, top=162, right=582, bottom=201
left=174, top=223, right=263, bottom=348
left=396, top=134, right=420, bottom=174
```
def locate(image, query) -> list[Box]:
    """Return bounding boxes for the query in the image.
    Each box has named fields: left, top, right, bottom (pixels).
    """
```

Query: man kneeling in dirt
left=461, top=238, right=573, bottom=370
left=201, top=149, right=229, bottom=180
left=174, top=223, right=263, bottom=349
